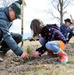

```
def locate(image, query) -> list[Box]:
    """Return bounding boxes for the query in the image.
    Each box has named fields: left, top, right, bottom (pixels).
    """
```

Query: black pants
left=67, top=32, right=74, bottom=43
left=0, top=33, right=22, bottom=53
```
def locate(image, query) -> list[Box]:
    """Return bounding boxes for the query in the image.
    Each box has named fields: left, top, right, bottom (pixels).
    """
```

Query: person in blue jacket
left=30, top=19, right=68, bottom=64
left=0, top=0, right=29, bottom=61
left=60, top=18, right=74, bottom=43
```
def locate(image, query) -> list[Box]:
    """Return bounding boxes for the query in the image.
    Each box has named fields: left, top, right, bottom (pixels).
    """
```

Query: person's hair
left=30, top=19, right=44, bottom=37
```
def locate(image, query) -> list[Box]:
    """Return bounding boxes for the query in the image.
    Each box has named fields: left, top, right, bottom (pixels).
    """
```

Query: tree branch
left=51, top=13, right=60, bottom=21
left=63, top=0, right=74, bottom=9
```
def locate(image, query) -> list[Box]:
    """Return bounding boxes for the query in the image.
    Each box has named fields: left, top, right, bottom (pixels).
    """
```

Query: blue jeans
left=39, top=37, right=60, bottom=53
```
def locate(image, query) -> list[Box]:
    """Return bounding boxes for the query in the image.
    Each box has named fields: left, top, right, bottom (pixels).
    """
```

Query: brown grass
left=22, top=38, right=74, bottom=75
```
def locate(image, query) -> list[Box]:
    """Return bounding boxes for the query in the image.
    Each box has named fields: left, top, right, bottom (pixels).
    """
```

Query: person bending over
left=30, top=19, right=68, bottom=64
left=0, top=0, right=29, bottom=61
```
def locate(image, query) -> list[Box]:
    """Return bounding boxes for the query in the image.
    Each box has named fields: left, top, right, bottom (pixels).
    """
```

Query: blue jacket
left=0, top=0, right=23, bottom=56
left=60, top=24, right=74, bottom=39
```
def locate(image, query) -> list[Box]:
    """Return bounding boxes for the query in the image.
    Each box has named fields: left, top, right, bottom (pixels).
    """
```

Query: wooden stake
left=21, top=0, right=24, bottom=47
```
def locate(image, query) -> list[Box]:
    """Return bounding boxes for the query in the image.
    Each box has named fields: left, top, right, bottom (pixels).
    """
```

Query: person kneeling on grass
left=0, top=0, right=29, bottom=61
left=30, top=19, right=68, bottom=64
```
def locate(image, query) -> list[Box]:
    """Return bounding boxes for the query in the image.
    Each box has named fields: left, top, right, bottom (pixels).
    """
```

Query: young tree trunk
left=59, top=0, right=63, bottom=25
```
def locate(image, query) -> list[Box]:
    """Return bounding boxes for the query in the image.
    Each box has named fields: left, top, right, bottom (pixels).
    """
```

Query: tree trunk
left=59, top=0, right=63, bottom=25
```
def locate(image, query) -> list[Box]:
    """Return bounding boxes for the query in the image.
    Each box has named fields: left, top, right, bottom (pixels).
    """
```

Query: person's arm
left=31, top=46, right=47, bottom=58
left=36, top=46, right=47, bottom=56
left=0, top=20, right=23, bottom=56
left=69, top=28, right=74, bottom=34
left=60, top=25, right=65, bottom=33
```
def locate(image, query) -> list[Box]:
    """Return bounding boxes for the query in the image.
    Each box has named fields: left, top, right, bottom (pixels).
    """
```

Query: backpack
left=46, top=24, right=60, bottom=31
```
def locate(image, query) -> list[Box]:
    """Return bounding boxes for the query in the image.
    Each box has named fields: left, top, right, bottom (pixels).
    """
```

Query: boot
left=47, top=50, right=54, bottom=56
left=58, top=50, right=68, bottom=64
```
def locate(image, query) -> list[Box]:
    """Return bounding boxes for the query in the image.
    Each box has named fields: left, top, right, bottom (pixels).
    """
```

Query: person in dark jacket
left=0, top=0, right=29, bottom=61
left=60, top=18, right=74, bottom=43
left=30, top=19, right=68, bottom=64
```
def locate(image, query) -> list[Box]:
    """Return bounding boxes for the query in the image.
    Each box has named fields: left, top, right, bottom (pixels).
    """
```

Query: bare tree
left=49, top=0, right=74, bottom=25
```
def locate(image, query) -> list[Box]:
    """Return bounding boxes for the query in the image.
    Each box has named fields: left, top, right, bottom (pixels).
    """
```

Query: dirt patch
left=0, top=43, right=74, bottom=75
